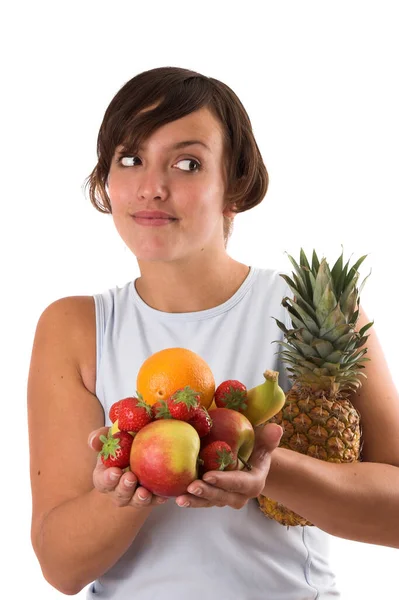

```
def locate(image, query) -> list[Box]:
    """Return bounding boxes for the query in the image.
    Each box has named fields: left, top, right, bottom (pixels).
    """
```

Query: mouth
left=132, top=212, right=178, bottom=227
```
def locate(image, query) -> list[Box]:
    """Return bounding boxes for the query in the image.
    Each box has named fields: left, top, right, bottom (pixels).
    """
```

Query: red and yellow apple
left=130, top=419, right=201, bottom=497
left=201, top=407, right=255, bottom=468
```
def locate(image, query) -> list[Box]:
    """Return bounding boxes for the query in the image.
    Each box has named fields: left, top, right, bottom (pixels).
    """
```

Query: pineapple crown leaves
left=170, top=386, right=200, bottom=408
left=273, top=248, right=373, bottom=394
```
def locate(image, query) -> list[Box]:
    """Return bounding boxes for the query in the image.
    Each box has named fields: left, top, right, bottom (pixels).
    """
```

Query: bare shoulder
left=35, top=295, right=97, bottom=394
left=351, top=305, right=399, bottom=466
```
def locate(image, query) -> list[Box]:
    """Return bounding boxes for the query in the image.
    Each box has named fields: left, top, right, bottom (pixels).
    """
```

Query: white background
left=1, top=1, right=398, bottom=598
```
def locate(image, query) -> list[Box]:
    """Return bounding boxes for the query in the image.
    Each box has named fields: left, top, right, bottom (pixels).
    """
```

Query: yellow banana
left=242, top=370, right=286, bottom=427
left=110, top=420, right=135, bottom=437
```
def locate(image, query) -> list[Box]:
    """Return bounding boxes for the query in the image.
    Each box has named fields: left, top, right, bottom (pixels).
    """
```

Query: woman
left=27, top=66, right=399, bottom=599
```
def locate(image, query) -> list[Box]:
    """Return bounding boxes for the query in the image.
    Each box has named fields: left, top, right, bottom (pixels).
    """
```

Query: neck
left=134, top=252, right=250, bottom=313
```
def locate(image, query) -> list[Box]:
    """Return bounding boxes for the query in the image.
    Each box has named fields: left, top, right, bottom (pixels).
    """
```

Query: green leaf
left=359, top=321, right=374, bottom=337
left=321, top=322, right=352, bottom=343
left=279, top=274, right=300, bottom=297
left=313, top=259, right=334, bottom=309
left=325, top=350, right=346, bottom=363
left=299, top=248, right=313, bottom=298
left=312, top=339, right=335, bottom=358
left=335, top=258, right=350, bottom=297
left=311, top=249, right=320, bottom=276
left=344, top=255, right=368, bottom=290
left=315, top=284, right=338, bottom=326
left=334, top=330, right=355, bottom=350
left=286, top=252, right=308, bottom=290
left=288, top=299, right=320, bottom=336
left=340, top=285, right=358, bottom=321
left=319, top=304, right=347, bottom=340
left=330, top=248, right=344, bottom=290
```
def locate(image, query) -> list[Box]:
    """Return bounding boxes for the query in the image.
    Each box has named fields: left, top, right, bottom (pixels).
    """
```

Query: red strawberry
left=187, top=405, right=212, bottom=437
left=167, top=386, right=200, bottom=421
left=99, top=430, right=134, bottom=469
left=153, top=399, right=172, bottom=419
left=199, top=441, right=236, bottom=472
left=214, top=380, right=247, bottom=412
left=118, top=396, right=153, bottom=432
left=109, top=398, right=126, bottom=423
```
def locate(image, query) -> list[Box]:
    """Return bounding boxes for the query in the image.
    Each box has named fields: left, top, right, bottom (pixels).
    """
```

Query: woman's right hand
left=88, top=427, right=169, bottom=508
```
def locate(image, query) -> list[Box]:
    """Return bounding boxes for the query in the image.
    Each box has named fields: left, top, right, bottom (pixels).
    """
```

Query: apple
left=130, top=419, right=200, bottom=497
left=201, top=408, right=255, bottom=469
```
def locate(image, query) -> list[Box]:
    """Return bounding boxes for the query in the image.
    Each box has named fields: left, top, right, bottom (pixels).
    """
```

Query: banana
left=242, top=370, right=286, bottom=427
left=109, top=420, right=135, bottom=438
left=110, top=420, right=120, bottom=435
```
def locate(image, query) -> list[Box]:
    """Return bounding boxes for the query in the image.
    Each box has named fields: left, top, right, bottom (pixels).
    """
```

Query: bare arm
left=262, top=449, right=399, bottom=547
left=28, top=297, right=162, bottom=595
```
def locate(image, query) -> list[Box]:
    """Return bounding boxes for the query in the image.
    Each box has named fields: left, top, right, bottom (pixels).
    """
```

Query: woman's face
left=107, top=107, right=232, bottom=264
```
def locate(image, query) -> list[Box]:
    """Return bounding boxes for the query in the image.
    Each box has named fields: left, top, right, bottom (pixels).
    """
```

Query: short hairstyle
left=84, top=66, right=269, bottom=245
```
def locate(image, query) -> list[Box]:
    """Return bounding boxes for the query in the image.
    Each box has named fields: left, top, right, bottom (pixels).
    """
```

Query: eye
left=175, top=158, right=201, bottom=172
left=117, top=155, right=141, bottom=167
left=116, top=155, right=201, bottom=172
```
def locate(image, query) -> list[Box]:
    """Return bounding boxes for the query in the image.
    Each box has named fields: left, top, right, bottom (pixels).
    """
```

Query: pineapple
left=257, top=248, right=373, bottom=527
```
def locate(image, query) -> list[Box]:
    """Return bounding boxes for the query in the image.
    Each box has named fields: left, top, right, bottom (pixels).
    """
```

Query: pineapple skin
left=257, top=385, right=362, bottom=527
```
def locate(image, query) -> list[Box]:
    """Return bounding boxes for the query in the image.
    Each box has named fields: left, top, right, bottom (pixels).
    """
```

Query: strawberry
left=153, top=399, right=172, bottom=419
left=166, top=386, right=200, bottom=421
left=118, top=396, right=153, bottom=432
left=187, top=405, right=212, bottom=437
left=109, top=398, right=125, bottom=423
left=99, top=430, right=134, bottom=469
left=214, top=380, right=247, bottom=412
left=199, top=441, right=236, bottom=472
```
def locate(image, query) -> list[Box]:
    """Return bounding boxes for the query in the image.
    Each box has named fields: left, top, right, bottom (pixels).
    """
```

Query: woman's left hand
left=175, top=422, right=283, bottom=509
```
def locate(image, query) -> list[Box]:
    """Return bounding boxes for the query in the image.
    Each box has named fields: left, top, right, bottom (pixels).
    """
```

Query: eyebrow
left=170, top=140, right=211, bottom=152
left=120, top=139, right=211, bottom=153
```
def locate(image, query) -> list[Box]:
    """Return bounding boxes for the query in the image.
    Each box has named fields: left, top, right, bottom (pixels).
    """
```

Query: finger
left=248, top=423, right=283, bottom=471
left=177, top=482, right=248, bottom=509
left=88, top=427, right=109, bottom=452
left=109, top=471, right=139, bottom=507
left=175, top=493, right=213, bottom=508
left=93, top=455, right=124, bottom=492
left=201, top=470, right=263, bottom=496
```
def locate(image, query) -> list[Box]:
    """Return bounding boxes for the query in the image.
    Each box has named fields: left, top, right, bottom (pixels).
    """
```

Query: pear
left=242, top=370, right=286, bottom=427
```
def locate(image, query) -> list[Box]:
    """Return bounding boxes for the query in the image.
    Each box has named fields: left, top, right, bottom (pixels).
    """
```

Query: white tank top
left=88, top=266, right=340, bottom=599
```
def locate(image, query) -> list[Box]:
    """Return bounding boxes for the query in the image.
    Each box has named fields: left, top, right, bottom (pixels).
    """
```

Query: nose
left=137, top=166, right=169, bottom=202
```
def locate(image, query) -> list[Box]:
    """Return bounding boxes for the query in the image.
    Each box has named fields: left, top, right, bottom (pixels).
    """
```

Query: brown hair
left=84, top=66, right=269, bottom=245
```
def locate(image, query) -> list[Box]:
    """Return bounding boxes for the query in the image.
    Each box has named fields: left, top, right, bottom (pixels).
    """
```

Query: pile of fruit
left=99, top=347, right=286, bottom=498
left=99, top=248, right=373, bottom=527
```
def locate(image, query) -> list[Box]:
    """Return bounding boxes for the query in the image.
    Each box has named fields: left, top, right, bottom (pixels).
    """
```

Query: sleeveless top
left=87, top=266, right=340, bottom=599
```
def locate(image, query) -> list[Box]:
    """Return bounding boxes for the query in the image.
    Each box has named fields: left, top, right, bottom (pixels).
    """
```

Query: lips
left=132, top=210, right=178, bottom=228
left=133, top=211, right=177, bottom=219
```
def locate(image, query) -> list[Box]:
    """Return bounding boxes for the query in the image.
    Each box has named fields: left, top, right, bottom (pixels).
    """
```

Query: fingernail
left=189, top=487, right=202, bottom=496
left=110, top=472, right=120, bottom=481
left=138, top=493, right=149, bottom=501
left=88, top=433, right=96, bottom=448
left=124, top=479, right=135, bottom=487
left=177, top=500, right=190, bottom=507
left=203, top=475, right=216, bottom=484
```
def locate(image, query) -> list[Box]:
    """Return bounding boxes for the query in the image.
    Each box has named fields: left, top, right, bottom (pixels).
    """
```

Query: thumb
left=88, top=426, right=110, bottom=452
left=249, top=423, right=283, bottom=470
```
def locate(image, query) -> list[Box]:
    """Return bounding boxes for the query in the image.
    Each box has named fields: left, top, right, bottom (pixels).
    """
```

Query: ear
left=223, top=202, right=237, bottom=218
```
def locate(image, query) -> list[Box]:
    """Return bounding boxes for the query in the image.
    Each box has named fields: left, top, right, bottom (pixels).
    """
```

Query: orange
left=136, top=347, right=215, bottom=409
